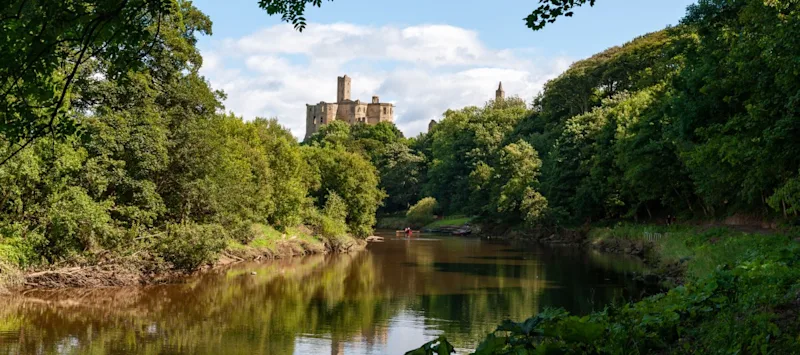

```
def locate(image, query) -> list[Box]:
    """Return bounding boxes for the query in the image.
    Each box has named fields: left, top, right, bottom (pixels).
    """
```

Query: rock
left=366, top=236, right=384, bottom=242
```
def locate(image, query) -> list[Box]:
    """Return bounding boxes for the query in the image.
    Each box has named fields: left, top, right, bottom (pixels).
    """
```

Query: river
left=0, top=231, right=648, bottom=354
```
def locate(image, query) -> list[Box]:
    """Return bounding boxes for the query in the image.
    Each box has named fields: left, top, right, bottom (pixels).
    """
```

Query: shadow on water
left=0, top=232, right=653, bottom=354
left=465, top=255, right=538, bottom=261
left=429, top=262, right=530, bottom=278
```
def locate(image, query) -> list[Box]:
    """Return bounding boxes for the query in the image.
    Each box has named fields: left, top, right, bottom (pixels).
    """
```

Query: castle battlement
left=305, top=75, right=394, bottom=140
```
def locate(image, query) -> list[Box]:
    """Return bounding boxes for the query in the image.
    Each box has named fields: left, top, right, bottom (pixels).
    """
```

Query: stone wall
left=305, top=102, right=339, bottom=138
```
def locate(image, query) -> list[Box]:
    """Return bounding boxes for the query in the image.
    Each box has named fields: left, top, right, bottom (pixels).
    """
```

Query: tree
left=377, top=143, right=426, bottom=212
left=1, top=0, right=389, bottom=269
left=406, top=197, right=437, bottom=228
left=670, top=0, right=800, bottom=215
left=0, top=0, right=186, bottom=166
left=424, top=98, right=530, bottom=215
left=303, top=145, right=385, bottom=237
left=494, top=140, right=546, bottom=224
left=304, top=120, right=352, bottom=148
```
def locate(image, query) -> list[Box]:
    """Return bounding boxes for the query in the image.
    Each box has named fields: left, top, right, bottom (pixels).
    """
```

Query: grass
left=426, top=215, right=472, bottom=228
left=375, top=216, right=409, bottom=229
left=589, top=223, right=796, bottom=279
left=226, top=224, right=324, bottom=252
left=377, top=212, right=473, bottom=230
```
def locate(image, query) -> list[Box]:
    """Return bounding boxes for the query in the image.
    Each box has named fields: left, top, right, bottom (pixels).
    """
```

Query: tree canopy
left=0, top=1, right=384, bottom=271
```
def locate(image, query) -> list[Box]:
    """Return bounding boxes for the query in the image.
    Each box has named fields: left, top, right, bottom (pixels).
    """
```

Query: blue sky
left=192, top=0, right=696, bottom=137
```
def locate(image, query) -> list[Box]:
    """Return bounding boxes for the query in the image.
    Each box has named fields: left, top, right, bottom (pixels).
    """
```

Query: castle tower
left=428, top=119, right=437, bottom=132
left=496, top=82, right=505, bottom=102
left=337, top=75, right=351, bottom=102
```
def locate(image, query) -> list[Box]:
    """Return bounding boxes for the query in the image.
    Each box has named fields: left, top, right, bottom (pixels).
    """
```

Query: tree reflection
left=0, top=237, right=647, bottom=354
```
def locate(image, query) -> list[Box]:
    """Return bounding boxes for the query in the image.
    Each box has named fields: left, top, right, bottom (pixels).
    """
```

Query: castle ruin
left=305, top=75, right=394, bottom=139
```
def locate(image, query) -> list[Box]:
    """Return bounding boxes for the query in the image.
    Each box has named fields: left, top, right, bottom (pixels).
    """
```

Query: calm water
left=0, top=232, right=648, bottom=354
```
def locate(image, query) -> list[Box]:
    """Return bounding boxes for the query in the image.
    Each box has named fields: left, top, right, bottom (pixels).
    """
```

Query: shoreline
left=411, top=222, right=800, bottom=353
left=479, top=221, right=795, bottom=290
left=1, top=235, right=366, bottom=293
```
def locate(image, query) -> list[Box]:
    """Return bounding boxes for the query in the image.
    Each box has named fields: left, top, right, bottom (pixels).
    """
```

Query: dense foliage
left=3, top=0, right=800, bottom=353
left=1, top=0, right=182, bottom=164
left=304, top=121, right=424, bottom=213
left=405, top=0, right=800, bottom=353
left=386, top=0, right=800, bottom=227
left=0, top=1, right=383, bottom=271
left=299, top=0, right=800, bottom=231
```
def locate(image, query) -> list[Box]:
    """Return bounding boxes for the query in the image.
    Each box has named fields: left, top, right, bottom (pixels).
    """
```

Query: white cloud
left=199, top=23, right=571, bottom=138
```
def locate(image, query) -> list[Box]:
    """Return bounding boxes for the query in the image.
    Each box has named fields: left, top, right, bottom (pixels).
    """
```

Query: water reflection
left=0, top=233, right=647, bottom=354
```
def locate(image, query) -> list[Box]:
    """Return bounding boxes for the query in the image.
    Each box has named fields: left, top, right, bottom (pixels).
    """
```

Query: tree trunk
left=782, top=199, right=787, bottom=218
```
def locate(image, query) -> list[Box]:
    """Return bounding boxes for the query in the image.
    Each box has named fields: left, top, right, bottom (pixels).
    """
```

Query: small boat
left=395, top=230, right=421, bottom=236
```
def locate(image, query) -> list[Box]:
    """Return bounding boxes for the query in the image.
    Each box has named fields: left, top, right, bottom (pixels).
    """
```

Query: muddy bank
left=478, top=225, right=662, bottom=263
left=479, top=225, right=589, bottom=246
left=8, top=237, right=366, bottom=292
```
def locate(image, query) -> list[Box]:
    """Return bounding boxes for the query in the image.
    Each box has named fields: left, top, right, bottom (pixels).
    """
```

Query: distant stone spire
left=496, top=81, right=505, bottom=102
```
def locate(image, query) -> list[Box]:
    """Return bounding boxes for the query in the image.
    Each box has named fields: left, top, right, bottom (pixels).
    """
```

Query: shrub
left=231, top=221, right=258, bottom=245
left=40, top=187, right=120, bottom=261
left=323, top=191, right=348, bottom=223
left=0, top=223, right=42, bottom=267
left=156, top=223, right=227, bottom=271
left=406, top=197, right=437, bottom=228
left=303, top=193, right=349, bottom=240
left=319, top=215, right=347, bottom=239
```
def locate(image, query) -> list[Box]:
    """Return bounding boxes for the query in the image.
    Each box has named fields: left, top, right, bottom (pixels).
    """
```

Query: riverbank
left=0, top=225, right=365, bottom=293
left=376, top=214, right=472, bottom=231
left=1, top=227, right=645, bottom=354
left=413, top=223, right=800, bottom=354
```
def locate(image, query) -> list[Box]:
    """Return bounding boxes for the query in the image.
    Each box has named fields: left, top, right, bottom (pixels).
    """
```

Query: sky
left=192, top=0, right=697, bottom=138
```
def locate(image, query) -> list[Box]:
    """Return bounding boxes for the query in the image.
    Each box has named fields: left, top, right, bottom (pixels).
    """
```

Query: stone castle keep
left=305, top=75, right=395, bottom=139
